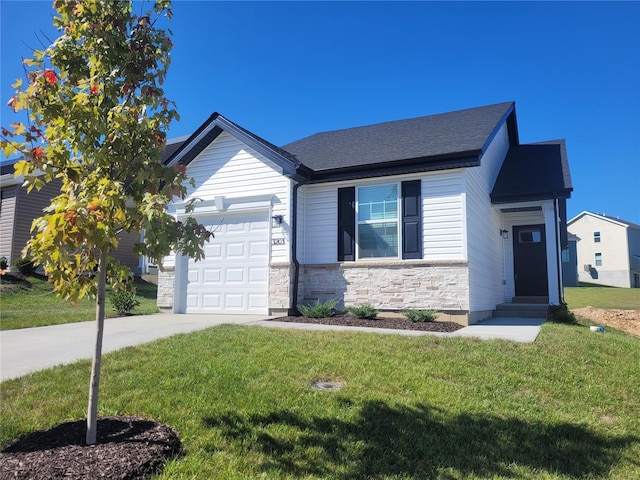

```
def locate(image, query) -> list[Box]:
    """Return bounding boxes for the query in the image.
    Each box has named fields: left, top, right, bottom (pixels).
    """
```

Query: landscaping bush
left=347, top=304, right=378, bottom=319
left=109, top=289, right=140, bottom=316
left=298, top=298, right=338, bottom=318
left=13, top=257, right=37, bottom=275
left=548, top=303, right=578, bottom=324
left=401, top=309, right=437, bottom=322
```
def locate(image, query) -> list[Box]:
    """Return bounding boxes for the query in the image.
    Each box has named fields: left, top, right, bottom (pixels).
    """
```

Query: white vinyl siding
left=465, top=123, right=511, bottom=311
left=301, top=171, right=465, bottom=264
left=422, top=171, right=465, bottom=261
left=301, top=183, right=338, bottom=264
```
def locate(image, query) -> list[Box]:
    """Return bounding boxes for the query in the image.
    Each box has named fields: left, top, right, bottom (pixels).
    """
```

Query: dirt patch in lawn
left=271, top=314, right=464, bottom=333
left=0, top=416, right=180, bottom=480
left=572, top=307, right=640, bottom=338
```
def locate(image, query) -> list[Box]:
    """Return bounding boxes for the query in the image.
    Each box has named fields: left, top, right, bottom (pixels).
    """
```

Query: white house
left=157, top=102, right=573, bottom=324
left=568, top=211, right=640, bottom=288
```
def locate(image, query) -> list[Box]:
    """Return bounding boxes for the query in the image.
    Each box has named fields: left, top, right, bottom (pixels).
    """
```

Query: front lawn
left=0, top=274, right=159, bottom=330
left=2, top=322, right=639, bottom=479
left=564, top=285, right=640, bottom=310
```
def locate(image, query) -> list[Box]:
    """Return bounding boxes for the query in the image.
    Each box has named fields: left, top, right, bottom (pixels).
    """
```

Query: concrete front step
left=493, top=302, right=548, bottom=319
left=512, top=296, right=549, bottom=304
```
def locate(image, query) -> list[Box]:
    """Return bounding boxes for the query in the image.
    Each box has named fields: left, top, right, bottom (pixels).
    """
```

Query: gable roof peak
left=568, top=210, right=640, bottom=229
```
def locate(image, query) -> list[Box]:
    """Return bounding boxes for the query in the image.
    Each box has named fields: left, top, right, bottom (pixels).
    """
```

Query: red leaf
left=43, top=70, right=57, bottom=85
left=31, top=146, right=45, bottom=160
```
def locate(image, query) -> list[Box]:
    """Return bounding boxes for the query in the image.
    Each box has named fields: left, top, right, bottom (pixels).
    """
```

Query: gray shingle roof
left=282, top=102, right=515, bottom=172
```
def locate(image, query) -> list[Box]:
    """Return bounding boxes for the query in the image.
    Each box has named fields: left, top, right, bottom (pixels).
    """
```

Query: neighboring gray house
left=562, top=232, right=579, bottom=287
left=0, top=160, right=140, bottom=272
left=568, top=211, right=640, bottom=288
left=157, top=101, right=573, bottom=324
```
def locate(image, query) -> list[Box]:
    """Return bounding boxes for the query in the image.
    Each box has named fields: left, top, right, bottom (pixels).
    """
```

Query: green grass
left=564, top=285, right=640, bottom=310
left=2, top=323, right=639, bottom=479
left=0, top=274, right=159, bottom=330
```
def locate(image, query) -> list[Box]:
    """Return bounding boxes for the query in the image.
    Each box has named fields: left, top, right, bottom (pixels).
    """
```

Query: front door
left=513, top=225, right=549, bottom=296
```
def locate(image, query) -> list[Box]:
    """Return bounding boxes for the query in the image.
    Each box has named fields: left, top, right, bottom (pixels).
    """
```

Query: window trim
left=594, top=231, right=601, bottom=243
left=355, top=182, right=400, bottom=260
left=337, top=179, right=422, bottom=262
left=595, top=252, right=602, bottom=266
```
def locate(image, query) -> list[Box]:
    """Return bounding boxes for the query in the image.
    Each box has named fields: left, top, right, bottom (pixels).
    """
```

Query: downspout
left=554, top=198, right=564, bottom=304
left=291, top=178, right=308, bottom=314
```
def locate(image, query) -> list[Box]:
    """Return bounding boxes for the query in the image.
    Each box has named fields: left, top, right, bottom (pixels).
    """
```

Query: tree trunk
left=86, top=249, right=108, bottom=445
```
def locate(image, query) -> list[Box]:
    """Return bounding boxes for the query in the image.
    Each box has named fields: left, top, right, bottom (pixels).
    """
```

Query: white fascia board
left=567, top=210, right=629, bottom=229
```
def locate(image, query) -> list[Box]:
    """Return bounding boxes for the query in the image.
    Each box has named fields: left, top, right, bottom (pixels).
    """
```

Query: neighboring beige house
left=0, top=160, right=140, bottom=272
left=568, top=211, right=640, bottom=288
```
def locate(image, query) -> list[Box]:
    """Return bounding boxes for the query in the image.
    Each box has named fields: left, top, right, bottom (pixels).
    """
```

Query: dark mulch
left=271, top=314, right=464, bottom=333
left=0, top=416, right=181, bottom=480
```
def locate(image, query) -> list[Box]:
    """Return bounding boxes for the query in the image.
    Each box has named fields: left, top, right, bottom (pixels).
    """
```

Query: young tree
left=1, top=0, right=211, bottom=445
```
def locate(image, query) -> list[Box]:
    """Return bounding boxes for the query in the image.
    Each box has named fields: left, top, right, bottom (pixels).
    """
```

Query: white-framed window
left=356, top=183, right=399, bottom=258
left=594, top=231, right=601, bottom=243
left=595, top=252, right=602, bottom=266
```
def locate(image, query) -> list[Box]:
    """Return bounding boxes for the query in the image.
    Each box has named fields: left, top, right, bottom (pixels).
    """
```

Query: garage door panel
left=203, top=268, right=221, bottom=284
left=225, top=294, right=245, bottom=309
left=188, top=269, right=200, bottom=284
left=248, top=267, right=268, bottom=282
left=225, top=268, right=245, bottom=283
left=226, top=242, right=246, bottom=257
left=250, top=241, right=269, bottom=257
left=186, top=211, right=270, bottom=314
left=205, top=244, right=222, bottom=258
left=186, top=293, right=199, bottom=308
left=202, top=294, right=221, bottom=309
left=248, top=294, right=268, bottom=308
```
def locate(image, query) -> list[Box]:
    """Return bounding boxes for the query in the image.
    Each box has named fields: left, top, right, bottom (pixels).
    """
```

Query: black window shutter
left=402, top=180, right=422, bottom=259
left=337, top=187, right=356, bottom=261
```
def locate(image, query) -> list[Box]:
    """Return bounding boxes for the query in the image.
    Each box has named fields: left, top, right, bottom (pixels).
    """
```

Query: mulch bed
left=0, top=416, right=181, bottom=480
left=271, top=314, right=464, bottom=333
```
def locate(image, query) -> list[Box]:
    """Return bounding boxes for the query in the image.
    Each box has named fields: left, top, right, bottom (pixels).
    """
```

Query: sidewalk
left=0, top=314, right=543, bottom=382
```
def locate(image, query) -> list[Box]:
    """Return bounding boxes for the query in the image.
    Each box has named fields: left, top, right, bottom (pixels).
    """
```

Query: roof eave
left=308, top=154, right=481, bottom=184
left=491, top=188, right=573, bottom=204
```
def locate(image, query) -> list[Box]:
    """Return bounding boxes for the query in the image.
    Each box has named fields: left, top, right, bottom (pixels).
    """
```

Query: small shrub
left=110, top=289, right=140, bottom=316
left=548, top=303, right=577, bottom=324
left=14, top=257, right=37, bottom=275
left=347, top=304, right=378, bottom=319
left=298, top=298, right=338, bottom=318
left=402, top=309, right=437, bottom=322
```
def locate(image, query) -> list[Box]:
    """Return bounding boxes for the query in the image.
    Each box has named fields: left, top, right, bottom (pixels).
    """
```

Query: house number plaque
left=272, top=238, right=286, bottom=245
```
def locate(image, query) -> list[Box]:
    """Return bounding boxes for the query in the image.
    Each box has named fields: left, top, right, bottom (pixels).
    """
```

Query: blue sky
left=1, top=1, right=639, bottom=223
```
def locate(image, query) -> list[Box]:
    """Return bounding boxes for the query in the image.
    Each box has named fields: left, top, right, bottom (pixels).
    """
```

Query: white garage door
left=186, top=211, right=269, bottom=314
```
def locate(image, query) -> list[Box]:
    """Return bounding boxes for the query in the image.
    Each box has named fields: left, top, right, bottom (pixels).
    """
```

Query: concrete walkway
left=255, top=317, right=544, bottom=343
left=0, top=314, right=543, bottom=382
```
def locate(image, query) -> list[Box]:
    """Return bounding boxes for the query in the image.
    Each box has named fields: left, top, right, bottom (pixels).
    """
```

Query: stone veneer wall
left=157, top=266, right=175, bottom=310
left=269, top=263, right=295, bottom=315
left=300, top=261, right=469, bottom=312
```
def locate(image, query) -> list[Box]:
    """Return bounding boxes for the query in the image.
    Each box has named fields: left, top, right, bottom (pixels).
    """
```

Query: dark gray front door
left=513, top=225, right=548, bottom=296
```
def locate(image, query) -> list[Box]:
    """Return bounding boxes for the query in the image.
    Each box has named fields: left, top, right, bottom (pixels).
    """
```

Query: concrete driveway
left=1, top=314, right=542, bottom=382
left=0, top=313, right=266, bottom=381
